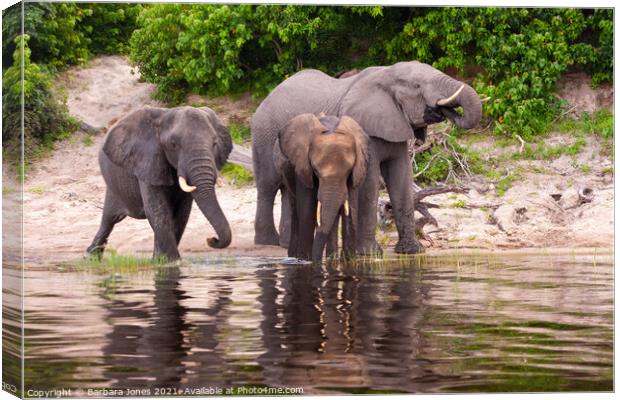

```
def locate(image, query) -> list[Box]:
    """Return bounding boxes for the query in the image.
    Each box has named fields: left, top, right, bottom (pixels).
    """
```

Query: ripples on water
left=2, top=253, right=613, bottom=395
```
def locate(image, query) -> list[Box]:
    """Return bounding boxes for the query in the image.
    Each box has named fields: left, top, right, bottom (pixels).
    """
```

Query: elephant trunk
left=185, top=152, right=232, bottom=249
left=312, top=183, right=347, bottom=263
left=435, top=74, right=482, bottom=130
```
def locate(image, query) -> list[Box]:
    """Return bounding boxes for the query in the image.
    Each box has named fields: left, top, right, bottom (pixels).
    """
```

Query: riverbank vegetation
left=2, top=3, right=613, bottom=184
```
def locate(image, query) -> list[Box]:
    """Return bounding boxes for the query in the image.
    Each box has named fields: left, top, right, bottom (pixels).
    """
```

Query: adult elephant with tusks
left=252, top=61, right=482, bottom=255
left=87, top=106, right=233, bottom=261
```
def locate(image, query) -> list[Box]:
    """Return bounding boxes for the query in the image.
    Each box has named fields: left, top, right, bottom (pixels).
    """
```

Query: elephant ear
left=339, top=116, right=369, bottom=188
left=340, top=69, right=414, bottom=143
left=279, top=113, right=324, bottom=188
left=199, top=107, right=233, bottom=170
left=273, top=139, right=296, bottom=195
left=102, top=107, right=174, bottom=186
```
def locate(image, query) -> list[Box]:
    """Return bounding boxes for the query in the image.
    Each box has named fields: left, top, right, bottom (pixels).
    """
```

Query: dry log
left=228, top=144, right=254, bottom=172
left=78, top=119, right=102, bottom=135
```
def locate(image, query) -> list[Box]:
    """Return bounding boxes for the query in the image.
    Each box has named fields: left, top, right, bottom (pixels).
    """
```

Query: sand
left=3, top=56, right=613, bottom=264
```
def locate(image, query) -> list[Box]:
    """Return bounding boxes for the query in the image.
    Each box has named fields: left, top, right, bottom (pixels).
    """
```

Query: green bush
left=220, top=163, right=254, bottom=187
left=385, top=8, right=611, bottom=139
left=2, top=35, right=77, bottom=159
left=79, top=3, right=141, bottom=55
left=129, top=4, right=367, bottom=102
left=228, top=122, right=251, bottom=144
left=2, top=2, right=140, bottom=69
left=129, top=5, right=612, bottom=136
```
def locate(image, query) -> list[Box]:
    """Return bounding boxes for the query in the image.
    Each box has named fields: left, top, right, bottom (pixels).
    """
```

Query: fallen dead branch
left=228, top=144, right=254, bottom=172
left=515, top=134, right=525, bottom=153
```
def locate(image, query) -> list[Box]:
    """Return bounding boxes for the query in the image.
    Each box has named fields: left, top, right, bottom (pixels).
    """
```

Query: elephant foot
left=356, top=240, right=383, bottom=257
left=394, top=239, right=425, bottom=254
left=86, top=243, right=104, bottom=260
left=153, top=249, right=180, bottom=263
left=255, top=231, right=280, bottom=246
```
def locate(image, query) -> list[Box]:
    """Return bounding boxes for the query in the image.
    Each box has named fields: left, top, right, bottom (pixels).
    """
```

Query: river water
left=2, top=253, right=613, bottom=395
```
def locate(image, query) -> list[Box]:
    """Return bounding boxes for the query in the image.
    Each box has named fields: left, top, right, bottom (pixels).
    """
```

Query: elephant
left=273, top=113, right=369, bottom=263
left=87, top=106, right=233, bottom=261
left=251, top=61, right=482, bottom=255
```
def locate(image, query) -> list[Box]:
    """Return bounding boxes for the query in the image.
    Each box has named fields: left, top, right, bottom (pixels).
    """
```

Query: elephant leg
left=139, top=182, right=180, bottom=261
left=295, top=179, right=317, bottom=260
left=381, top=144, right=424, bottom=254
left=87, top=189, right=127, bottom=258
left=356, top=142, right=383, bottom=256
left=278, top=187, right=292, bottom=248
left=253, top=140, right=281, bottom=246
left=172, top=192, right=193, bottom=246
left=341, top=212, right=356, bottom=261
left=254, top=180, right=281, bottom=246
left=287, top=199, right=301, bottom=258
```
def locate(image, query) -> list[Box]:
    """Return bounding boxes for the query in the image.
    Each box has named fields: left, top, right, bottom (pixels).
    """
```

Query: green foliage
left=228, top=122, right=251, bottom=144
left=386, top=8, right=612, bottom=139
left=128, top=5, right=612, bottom=135
left=78, top=3, right=140, bottom=55
left=414, top=133, right=487, bottom=184
left=555, top=111, right=614, bottom=139
left=220, top=163, right=254, bottom=187
left=579, top=110, right=614, bottom=139
left=2, top=2, right=140, bottom=69
left=514, top=136, right=587, bottom=161
left=415, top=148, right=453, bottom=184
left=128, top=4, right=402, bottom=102
left=1, top=3, right=138, bottom=160
left=129, top=4, right=252, bottom=102
left=601, top=166, right=613, bottom=176
left=2, top=35, right=77, bottom=160
left=82, top=134, right=95, bottom=146
left=495, top=174, right=518, bottom=197
left=450, top=199, right=466, bottom=208
left=17, top=2, right=90, bottom=69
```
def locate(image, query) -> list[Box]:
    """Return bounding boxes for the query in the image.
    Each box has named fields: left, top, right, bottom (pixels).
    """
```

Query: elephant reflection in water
left=100, top=267, right=235, bottom=389
left=255, top=263, right=431, bottom=392
left=98, top=263, right=430, bottom=392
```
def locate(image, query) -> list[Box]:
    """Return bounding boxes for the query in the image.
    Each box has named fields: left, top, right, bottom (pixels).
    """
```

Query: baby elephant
left=274, top=113, right=369, bottom=263
left=87, top=106, right=233, bottom=261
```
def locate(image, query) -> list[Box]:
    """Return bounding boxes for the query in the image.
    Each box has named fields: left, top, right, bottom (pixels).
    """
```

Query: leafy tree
left=2, top=35, right=76, bottom=158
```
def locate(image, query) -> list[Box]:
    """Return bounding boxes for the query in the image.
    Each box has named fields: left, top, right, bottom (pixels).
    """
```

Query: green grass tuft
left=495, top=174, right=518, bottom=197
left=82, top=134, right=94, bottom=146
left=27, top=186, right=45, bottom=195
left=77, top=250, right=168, bottom=270
left=450, top=199, right=466, bottom=208
left=220, top=163, right=254, bottom=187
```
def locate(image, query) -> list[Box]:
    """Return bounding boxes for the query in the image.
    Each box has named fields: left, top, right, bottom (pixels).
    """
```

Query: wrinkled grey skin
left=251, top=61, right=482, bottom=255
left=273, top=114, right=369, bottom=264
left=87, top=106, right=233, bottom=261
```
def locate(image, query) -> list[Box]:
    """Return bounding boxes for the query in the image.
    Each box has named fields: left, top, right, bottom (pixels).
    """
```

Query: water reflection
left=5, top=254, right=613, bottom=394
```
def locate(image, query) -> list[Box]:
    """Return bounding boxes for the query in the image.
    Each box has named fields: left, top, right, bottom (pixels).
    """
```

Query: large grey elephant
left=87, top=106, right=233, bottom=261
left=251, top=61, right=482, bottom=255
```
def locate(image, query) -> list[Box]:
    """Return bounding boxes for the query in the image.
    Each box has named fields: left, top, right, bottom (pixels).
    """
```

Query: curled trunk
left=435, top=75, right=482, bottom=130
left=187, top=157, right=232, bottom=249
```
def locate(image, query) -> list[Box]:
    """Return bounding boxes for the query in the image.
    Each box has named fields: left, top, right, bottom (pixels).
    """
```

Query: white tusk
left=316, top=201, right=321, bottom=227
left=178, top=176, right=197, bottom=193
left=344, top=200, right=349, bottom=216
left=437, top=84, right=465, bottom=106
left=481, top=96, right=491, bottom=103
